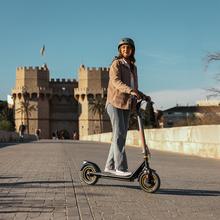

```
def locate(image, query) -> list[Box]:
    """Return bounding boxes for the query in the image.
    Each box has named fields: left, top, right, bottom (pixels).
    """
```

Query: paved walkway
left=0, top=140, right=220, bottom=220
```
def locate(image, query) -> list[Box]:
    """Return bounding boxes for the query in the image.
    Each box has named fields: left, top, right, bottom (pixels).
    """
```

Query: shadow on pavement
left=0, top=140, right=35, bottom=149
left=0, top=142, right=19, bottom=149
left=87, top=184, right=220, bottom=197
left=157, top=188, right=220, bottom=196
left=0, top=180, right=75, bottom=213
left=0, top=176, right=21, bottom=179
left=0, top=210, right=52, bottom=214
left=0, top=180, right=73, bottom=188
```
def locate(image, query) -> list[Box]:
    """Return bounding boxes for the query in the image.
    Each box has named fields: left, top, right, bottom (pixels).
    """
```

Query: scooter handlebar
left=137, top=91, right=152, bottom=102
left=134, top=96, right=154, bottom=112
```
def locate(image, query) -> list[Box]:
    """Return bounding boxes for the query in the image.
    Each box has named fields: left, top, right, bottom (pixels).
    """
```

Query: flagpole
left=40, top=45, right=47, bottom=68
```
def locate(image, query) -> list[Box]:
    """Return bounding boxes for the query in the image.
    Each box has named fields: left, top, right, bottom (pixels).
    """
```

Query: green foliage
left=16, top=101, right=36, bottom=117
left=0, top=120, right=15, bottom=131
left=0, top=107, right=14, bottom=121
left=205, top=52, right=220, bottom=97
left=0, top=100, right=7, bottom=111
left=89, top=96, right=106, bottom=133
left=0, top=100, right=15, bottom=131
left=89, top=97, right=106, bottom=116
left=16, top=100, right=37, bottom=134
left=142, top=102, right=158, bottom=128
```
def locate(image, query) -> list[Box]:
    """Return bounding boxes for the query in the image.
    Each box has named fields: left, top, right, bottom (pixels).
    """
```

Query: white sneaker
left=104, top=168, right=115, bottom=174
left=115, top=170, right=132, bottom=176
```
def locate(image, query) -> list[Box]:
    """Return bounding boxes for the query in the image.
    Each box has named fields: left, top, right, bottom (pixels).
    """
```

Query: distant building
left=197, top=99, right=220, bottom=106
left=163, top=104, right=220, bottom=127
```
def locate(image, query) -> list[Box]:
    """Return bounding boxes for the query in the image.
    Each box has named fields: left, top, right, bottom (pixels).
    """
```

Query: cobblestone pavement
left=0, top=140, right=220, bottom=220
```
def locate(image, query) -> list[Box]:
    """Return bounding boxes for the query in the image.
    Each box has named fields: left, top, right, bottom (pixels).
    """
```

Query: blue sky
left=1, top=0, right=220, bottom=109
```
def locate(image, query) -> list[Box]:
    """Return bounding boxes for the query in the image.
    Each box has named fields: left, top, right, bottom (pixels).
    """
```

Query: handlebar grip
left=137, top=90, right=151, bottom=102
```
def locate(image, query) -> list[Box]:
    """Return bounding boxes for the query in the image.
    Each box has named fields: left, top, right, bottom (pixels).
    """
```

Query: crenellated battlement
left=16, top=66, right=49, bottom=72
left=15, top=65, right=50, bottom=90
left=12, top=86, right=52, bottom=94
left=80, top=64, right=110, bottom=72
left=50, top=78, right=77, bottom=83
left=87, top=67, right=110, bottom=72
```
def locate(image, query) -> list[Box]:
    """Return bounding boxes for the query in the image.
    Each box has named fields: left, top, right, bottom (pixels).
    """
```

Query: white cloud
left=147, top=88, right=216, bottom=110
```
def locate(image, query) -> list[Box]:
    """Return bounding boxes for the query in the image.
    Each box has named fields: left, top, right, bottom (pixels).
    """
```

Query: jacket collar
left=120, top=58, right=130, bottom=69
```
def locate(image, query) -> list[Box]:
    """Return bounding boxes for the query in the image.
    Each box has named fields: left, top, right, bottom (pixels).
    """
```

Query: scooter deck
left=91, top=172, right=135, bottom=182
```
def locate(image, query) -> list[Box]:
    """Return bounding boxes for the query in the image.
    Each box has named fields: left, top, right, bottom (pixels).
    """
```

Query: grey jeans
left=105, top=103, right=130, bottom=171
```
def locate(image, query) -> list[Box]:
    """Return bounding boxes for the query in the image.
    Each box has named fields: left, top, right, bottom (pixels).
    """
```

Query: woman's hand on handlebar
left=130, top=90, right=141, bottom=99
left=138, top=91, right=151, bottom=102
left=131, top=90, right=151, bottom=102
left=143, top=94, right=151, bottom=102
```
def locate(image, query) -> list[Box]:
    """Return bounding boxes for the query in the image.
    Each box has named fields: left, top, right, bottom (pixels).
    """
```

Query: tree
left=129, top=101, right=160, bottom=130
left=205, top=52, right=220, bottom=97
left=142, top=101, right=158, bottom=128
left=0, top=101, right=15, bottom=131
left=16, top=100, right=36, bottom=134
left=0, top=120, right=14, bottom=131
left=0, top=105, right=14, bottom=122
left=89, top=96, right=106, bottom=133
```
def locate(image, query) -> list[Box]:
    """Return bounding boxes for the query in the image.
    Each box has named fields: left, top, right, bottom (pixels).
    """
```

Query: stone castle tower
left=12, top=64, right=111, bottom=139
left=12, top=65, right=78, bottom=138
left=74, top=65, right=111, bottom=137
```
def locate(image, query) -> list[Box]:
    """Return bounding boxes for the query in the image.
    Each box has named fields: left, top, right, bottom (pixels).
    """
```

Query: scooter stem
left=137, top=114, right=151, bottom=158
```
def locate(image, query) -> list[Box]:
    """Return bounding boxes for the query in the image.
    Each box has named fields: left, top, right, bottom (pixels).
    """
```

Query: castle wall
left=13, top=66, right=50, bottom=138
left=12, top=64, right=111, bottom=139
left=16, top=66, right=49, bottom=89
left=75, top=65, right=111, bottom=137
left=14, top=96, right=25, bottom=132
left=13, top=93, right=50, bottom=138
left=12, top=66, right=79, bottom=139
left=49, top=78, right=78, bottom=138
left=49, top=94, right=78, bottom=138
left=78, top=66, right=109, bottom=89
left=37, top=97, right=50, bottom=138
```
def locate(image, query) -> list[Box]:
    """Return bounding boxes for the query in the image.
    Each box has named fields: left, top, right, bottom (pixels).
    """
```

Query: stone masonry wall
left=81, top=125, right=220, bottom=159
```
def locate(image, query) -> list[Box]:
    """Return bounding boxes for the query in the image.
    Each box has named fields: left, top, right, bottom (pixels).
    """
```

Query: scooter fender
left=137, top=168, right=157, bottom=181
left=80, top=160, right=101, bottom=172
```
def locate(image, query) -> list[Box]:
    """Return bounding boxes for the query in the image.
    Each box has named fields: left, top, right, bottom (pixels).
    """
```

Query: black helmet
left=118, top=38, right=135, bottom=51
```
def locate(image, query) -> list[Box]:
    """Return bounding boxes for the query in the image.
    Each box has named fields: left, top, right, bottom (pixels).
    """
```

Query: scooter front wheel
left=81, top=164, right=99, bottom=185
left=139, top=170, right=160, bottom=193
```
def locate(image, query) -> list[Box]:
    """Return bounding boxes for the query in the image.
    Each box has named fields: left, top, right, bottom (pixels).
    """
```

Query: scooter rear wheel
left=81, top=164, right=99, bottom=185
left=139, top=170, right=160, bottom=193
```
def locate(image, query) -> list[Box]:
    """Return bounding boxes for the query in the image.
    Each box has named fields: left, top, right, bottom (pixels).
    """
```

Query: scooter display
left=80, top=98, right=161, bottom=193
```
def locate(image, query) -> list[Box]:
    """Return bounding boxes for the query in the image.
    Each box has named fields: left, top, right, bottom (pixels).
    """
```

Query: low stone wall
left=0, top=130, right=36, bottom=142
left=81, top=125, right=220, bottom=159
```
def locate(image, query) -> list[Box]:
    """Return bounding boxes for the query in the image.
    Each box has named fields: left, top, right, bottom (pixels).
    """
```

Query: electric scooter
left=80, top=98, right=161, bottom=193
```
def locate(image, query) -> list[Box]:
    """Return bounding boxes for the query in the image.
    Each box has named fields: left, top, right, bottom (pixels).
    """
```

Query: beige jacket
left=106, top=58, right=138, bottom=110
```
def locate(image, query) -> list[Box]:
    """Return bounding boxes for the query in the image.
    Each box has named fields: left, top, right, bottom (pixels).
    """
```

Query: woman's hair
left=112, top=48, right=136, bottom=71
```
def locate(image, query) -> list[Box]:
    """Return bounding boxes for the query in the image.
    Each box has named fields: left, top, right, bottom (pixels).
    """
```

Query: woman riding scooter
left=104, top=37, right=151, bottom=176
